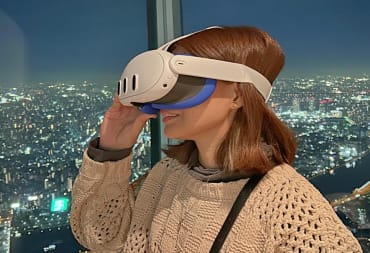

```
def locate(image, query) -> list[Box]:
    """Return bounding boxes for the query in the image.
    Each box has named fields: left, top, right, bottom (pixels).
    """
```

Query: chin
left=164, top=129, right=186, bottom=140
left=164, top=132, right=182, bottom=140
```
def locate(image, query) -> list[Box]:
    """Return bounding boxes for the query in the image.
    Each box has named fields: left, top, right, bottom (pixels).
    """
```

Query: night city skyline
left=0, top=74, right=369, bottom=252
left=0, top=1, right=369, bottom=252
left=1, top=0, right=370, bottom=85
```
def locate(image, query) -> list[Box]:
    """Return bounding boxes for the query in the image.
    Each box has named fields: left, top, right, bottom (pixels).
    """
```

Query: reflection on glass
left=0, top=0, right=149, bottom=251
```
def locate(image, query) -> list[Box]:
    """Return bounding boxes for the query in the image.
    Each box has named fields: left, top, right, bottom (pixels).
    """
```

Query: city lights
left=0, top=76, right=368, bottom=251
left=50, top=198, right=69, bottom=213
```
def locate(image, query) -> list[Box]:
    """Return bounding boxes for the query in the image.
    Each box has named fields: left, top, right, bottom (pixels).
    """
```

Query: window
left=1, top=0, right=369, bottom=252
left=0, top=1, right=149, bottom=252
left=181, top=0, right=369, bottom=250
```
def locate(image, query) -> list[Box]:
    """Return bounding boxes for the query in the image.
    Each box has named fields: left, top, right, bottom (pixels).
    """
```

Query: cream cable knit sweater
left=70, top=152, right=362, bottom=253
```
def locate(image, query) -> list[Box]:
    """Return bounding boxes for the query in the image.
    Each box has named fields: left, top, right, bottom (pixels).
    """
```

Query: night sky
left=0, top=0, right=369, bottom=85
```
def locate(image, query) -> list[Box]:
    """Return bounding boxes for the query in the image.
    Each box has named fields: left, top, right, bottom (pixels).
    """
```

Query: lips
left=160, top=111, right=179, bottom=123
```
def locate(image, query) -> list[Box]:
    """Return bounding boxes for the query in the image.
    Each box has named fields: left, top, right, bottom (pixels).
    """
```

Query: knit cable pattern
left=71, top=153, right=363, bottom=253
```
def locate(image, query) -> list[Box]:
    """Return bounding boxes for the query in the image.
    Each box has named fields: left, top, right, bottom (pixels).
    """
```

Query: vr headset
left=118, top=27, right=272, bottom=114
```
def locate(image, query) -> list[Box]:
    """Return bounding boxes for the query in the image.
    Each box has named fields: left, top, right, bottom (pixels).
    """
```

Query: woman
left=70, top=26, right=362, bottom=252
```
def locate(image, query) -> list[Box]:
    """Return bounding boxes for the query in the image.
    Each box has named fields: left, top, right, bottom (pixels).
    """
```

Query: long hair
left=163, top=26, right=296, bottom=174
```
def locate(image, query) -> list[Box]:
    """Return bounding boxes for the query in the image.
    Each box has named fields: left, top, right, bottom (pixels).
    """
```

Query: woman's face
left=160, top=81, right=241, bottom=143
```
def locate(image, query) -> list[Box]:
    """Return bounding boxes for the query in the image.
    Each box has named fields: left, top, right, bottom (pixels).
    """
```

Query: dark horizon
left=0, top=70, right=368, bottom=88
left=1, top=0, right=370, bottom=85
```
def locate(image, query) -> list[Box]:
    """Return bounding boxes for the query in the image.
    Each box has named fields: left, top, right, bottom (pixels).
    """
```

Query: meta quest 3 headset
left=117, top=27, right=272, bottom=114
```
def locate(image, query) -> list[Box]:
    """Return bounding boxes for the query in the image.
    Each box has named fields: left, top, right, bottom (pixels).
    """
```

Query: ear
left=231, top=86, right=243, bottom=110
left=231, top=96, right=242, bottom=110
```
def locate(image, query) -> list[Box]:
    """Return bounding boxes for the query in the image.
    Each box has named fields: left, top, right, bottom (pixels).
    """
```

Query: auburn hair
left=163, top=26, right=297, bottom=174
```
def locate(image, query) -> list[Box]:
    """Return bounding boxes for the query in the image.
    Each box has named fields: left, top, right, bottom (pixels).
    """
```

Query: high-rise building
left=5, top=172, right=11, bottom=185
left=67, top=177, right=73, bottom=192
left=44, top=178, right=49, bottom=190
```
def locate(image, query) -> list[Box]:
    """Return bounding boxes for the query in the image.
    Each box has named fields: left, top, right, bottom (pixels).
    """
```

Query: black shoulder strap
left=209, top=174, right=264, bottom=253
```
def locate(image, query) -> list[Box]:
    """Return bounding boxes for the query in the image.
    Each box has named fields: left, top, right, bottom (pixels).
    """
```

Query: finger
left=137, top=112, right=157, bottom=123
left=111, top=94, right=123, bottom=110
left=147, top=113, right=158, bottom=119
left=133, top=114, right=157, bottom=130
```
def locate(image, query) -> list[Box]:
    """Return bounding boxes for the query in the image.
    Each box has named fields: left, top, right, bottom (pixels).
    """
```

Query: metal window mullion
left=146, top=0, right=182, bottom=166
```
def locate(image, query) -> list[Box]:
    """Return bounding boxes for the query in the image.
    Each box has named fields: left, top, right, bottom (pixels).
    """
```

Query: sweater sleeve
left=261, top=164, right=363, bottom=253
left=70, top=150, right=135, bottom=253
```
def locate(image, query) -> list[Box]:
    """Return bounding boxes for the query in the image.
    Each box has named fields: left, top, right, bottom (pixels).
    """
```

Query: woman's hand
left=99, top=95, right=157, bottom=150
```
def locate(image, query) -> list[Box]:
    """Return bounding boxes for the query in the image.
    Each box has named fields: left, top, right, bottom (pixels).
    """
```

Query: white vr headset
left=118, top=27, right=272, bottom=114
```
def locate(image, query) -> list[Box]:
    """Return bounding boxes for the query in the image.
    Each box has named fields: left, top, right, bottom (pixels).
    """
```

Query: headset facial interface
left=118, top=27, right=272, bottom=114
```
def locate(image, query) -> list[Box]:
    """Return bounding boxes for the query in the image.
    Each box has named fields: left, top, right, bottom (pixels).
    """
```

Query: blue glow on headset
left=140, top=78, right=217, bottom=114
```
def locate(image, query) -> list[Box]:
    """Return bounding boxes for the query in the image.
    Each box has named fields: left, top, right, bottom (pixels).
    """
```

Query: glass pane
left=182, top=1, right=369, bottom=251
left=0, top=1, right=148, bottom=252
